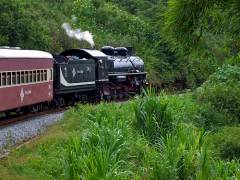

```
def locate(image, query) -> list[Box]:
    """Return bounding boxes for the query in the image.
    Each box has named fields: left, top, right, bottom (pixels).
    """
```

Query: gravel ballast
left=0, top=112, right=64, bottom=155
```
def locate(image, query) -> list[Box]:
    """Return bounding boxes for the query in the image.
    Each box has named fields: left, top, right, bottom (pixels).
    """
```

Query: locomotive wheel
left=53, top=97, right=65, bottom=108
left=118, top=90, right=124, bottom=99
left=59, top=98, right=65, bottom=107
left=103, top=95, right=111, bottom=102
left=68, top=97, right=76, bottom=106
left=93, top=92, right=101, bottom=103
left=30, top=105, right=39, bottom=112
left=111, top=89, right=118, bottom=100
left=79, top=95, right=88, bottom=104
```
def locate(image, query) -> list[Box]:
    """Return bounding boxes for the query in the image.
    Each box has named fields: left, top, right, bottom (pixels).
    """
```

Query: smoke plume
left=62, top=23, right=94, bottom=47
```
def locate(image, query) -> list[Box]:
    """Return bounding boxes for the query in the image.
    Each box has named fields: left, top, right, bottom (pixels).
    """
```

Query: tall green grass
left=134, top=94, right=174, bottom=143
left=1, top=92, right=239, bottom=179
left=133, top=92, right=240, bottom=179
left=63, top=103, right=135, bottom=179
left=61, top=93, right=240, bottom=179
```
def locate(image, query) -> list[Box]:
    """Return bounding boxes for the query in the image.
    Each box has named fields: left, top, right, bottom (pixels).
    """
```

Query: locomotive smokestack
left=62, top=23, right=95, bottom=48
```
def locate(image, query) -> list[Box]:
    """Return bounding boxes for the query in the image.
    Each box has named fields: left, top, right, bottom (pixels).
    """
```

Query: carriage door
left=96, top=58, right=108, bottom=82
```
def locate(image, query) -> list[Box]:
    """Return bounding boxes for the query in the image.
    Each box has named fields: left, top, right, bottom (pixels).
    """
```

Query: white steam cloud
left=62, top=23, right=94, bottom=47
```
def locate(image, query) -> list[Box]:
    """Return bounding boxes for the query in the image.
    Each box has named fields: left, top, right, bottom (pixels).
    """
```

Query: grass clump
left=142, top=124, right=210, bottom=180
left=133, top=91, right=211, bottom=179
left=62, top=103, right=135, bottom=179
left=134, top=92, right=174, bottom=144
left=133, top=91, right=240, bottom=179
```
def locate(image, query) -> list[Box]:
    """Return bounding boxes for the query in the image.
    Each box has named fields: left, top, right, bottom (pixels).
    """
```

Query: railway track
left=0, top=110, right=65, bottom=158
left=0, top=97, right=131, bottom=160
left=0, top=108, right=67, bottom=128
left=0, top=97, right=129, bottom=128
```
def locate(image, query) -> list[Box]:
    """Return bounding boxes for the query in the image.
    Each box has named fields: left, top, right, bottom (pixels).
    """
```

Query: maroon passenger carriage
left=0, top=48, right=54, bottom=114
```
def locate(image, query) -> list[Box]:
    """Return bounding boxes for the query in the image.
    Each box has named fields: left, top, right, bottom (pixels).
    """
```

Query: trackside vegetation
left=0, top=82, right=239, bottom=179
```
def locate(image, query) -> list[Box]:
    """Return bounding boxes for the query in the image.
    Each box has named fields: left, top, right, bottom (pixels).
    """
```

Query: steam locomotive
left=0, top=46, right=147, bottom=115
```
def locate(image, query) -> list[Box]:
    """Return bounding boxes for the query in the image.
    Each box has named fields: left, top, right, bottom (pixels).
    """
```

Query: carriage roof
left=0, top=49, right=53, bottom=59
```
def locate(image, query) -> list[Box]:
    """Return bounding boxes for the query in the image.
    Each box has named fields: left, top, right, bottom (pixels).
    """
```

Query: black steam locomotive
left=0, top=46, right=147, bottom=115
left=53, top=46, right=147, bottom=105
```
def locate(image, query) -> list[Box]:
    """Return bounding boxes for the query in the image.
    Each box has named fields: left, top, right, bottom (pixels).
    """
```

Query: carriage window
left=37, top=70, right=40, bottom=82
left=17, top=72, right=20, bottom=84
left=2, top=73, right=6, bottom=86
left=24, top=71, right=28, bottom=83
left=50, top=69, right=53, bottom=80
left=7, top=72, right=11, bottom=85
left=40, top=70, right=44, bottom=81
left=29, top=71, right=33, bottom=83
left=12, top=72, right=16, bottom=85
left=44, top=70, right=47, bottom=81
left=33, top=71, right=36, bottom=82
left=39, top=70, right=42, bottom=81
left=21, top=71, right=24, bottom=83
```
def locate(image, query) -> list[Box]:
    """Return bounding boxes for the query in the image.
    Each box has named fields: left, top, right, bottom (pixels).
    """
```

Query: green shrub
left=195, top=65, right=240, bottom=120
left=207, top=64, right=240, bottom=83
left=197, top=82, right=240, bottom=120
left=208, top=126, right=240, bottom=160
left=195, top=103, right=236, bottom=130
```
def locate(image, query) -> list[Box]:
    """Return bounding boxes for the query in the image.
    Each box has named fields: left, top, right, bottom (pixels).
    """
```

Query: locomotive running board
left=108, top=72, right=147, bottom=76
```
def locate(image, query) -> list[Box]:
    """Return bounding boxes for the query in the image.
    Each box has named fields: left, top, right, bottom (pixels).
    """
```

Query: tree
left=163, top=0, right=240, bottom=54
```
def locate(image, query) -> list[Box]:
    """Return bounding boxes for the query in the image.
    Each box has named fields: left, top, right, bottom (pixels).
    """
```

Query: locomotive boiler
left=101, top=46, right=147, bottom=99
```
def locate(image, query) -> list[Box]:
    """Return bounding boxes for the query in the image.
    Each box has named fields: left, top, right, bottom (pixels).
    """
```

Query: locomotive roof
left=82, top=49, right=107, bottom=58
left=60, top=49, right=107, bottom=59
left=0, top=49, right=53, bottom=59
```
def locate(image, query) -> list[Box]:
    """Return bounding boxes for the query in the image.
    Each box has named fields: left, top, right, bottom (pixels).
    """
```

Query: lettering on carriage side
left=20, top=88, right=24, bottom=103
left=19, top=88, right=32, bottom=103
left=25, top=90, right=32, bottom=95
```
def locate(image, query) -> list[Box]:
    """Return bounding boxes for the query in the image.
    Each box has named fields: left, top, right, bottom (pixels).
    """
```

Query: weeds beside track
left=0, top=91, right=239, bottom=179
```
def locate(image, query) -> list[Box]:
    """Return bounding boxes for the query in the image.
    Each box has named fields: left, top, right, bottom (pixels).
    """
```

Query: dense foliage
left=0, top=0, right=223, bottom=88
left=0, top=0, right=73, bottom=52
left=196, top=65, right=240, bottom=120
